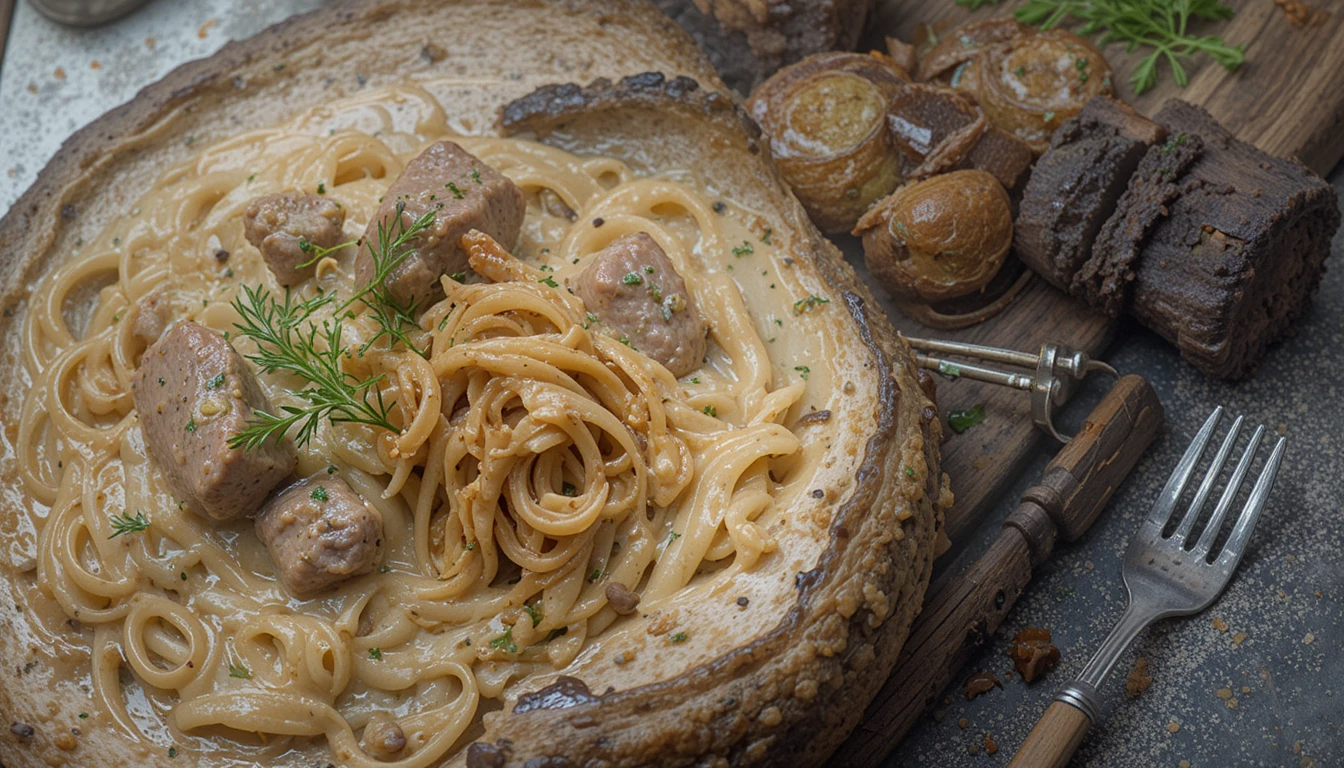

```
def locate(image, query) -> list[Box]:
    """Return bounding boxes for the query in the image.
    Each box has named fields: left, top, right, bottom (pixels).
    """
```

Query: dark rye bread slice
left=1122, top=100, right=1340, bottom=380
left=1013, top=97, right=1166, bottom=291
left=651, top=0, right=874, bottom=93
left=1074, top=131, right=1204, bottom=315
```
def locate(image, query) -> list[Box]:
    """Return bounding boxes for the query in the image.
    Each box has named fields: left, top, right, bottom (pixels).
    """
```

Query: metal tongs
left=906, top=336, right=1118, bottom=443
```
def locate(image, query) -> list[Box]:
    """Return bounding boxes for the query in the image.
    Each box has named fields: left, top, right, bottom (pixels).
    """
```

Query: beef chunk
left=1075, top=130, right=1203, bottom=314
left=132, top=321, right=295, bottom=521
left=1123, top=100, right=1340, bottom=379
left=887, top=85, right=1034, bottom=196
left=571, top=233, right=707, bottom=378
left=243, top=192, right=347, bottom=286
left=1014, top=96, right=1166, bottom=291
left=354, top=141, right=524, bottom=309
left=254, top=473, right=382, bottom=598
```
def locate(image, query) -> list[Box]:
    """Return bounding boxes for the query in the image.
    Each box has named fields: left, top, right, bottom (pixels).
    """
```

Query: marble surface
left=1, top=2, right=1340, bottom=766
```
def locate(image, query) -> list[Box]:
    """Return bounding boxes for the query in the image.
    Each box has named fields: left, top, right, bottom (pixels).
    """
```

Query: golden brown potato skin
left=854, top=169, right=1013, bottom=302
left=917, top=18, right=1027, bottom=82
left=953, top=29, right=1113, bottom=154
left=748, top=52, right=908, bottom=233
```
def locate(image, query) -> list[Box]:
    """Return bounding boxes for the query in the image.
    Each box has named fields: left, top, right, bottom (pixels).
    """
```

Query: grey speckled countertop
left=1, top=2, right=1340, bottom=766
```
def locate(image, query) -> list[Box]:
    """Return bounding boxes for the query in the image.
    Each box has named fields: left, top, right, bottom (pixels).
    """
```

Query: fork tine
left=1172, top=415, right=1244, bottom=545
left=1192, top=424, right=1264, bottom=555
left=1145, top=406, right=1223, bottom=531
left=1216, top=436, right=1286, bottom=567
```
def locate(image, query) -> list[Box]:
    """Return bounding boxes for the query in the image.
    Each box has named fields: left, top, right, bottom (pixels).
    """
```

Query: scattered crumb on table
left=1126, top=657, right=1152, bottom=699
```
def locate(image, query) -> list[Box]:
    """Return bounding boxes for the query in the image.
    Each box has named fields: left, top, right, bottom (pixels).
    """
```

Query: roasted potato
left=748, top=52, right=908, bottom=233
left=854, top=169, right=1013, bottom=303
left=952, top=28, right=1113, bottom=153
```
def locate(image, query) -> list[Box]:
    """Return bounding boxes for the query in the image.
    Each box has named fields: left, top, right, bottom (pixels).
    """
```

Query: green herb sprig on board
left=951, top=0, right=1244, bottom=94
left=1014, top=0, right=1245, bottom=93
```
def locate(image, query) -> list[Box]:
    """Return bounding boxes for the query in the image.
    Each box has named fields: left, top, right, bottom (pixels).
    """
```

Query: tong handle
left=1007, top=375, right=1165, bottom=559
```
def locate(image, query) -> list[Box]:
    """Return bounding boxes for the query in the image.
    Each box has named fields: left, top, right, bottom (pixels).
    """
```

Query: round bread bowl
left=0, top=2, right=949, bottom=766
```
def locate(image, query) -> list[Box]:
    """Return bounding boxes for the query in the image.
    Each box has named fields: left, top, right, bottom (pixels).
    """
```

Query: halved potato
left=0, top=2, right=948, bottom=767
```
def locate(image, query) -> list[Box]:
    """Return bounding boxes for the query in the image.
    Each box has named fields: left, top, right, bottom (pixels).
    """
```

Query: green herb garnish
left=794, top=365, right=810, bottom=380
left=947, top=403, right=986, bottom=434
left=1014, top=0, right=1244, bottom=94
left=731, top=241, right=754, bottom=257
left=622, top=272, right=643, bottom=286
left=523, top=603, right=542, bottom=627
left=670, top=632, right=688, bottom=643
left=702, top=405, right=717, bottom=417
left=368, top=647, right=382, bottom=660
left=228, top=663, right=251, bottom=679
left=490, top=627, right=517, bottom=654
left=793, top=295, right=831, bottom=315
left=206, top=373, right=225, bottom=389
left=310, top=485, right=329, bottom=502
left=108, top=511, right=149, bottom=539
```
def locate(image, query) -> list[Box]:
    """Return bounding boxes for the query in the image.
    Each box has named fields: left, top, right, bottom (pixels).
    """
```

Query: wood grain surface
left=869, top=0, right=1344, bottom=175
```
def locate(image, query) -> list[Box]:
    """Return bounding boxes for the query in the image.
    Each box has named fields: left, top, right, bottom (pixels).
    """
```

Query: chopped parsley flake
left=446, top=182, right=465, bottom=199
left=206, top=373, right=225, bottom=389
left=524, top=603, right=542, bottom=627
left=588, top=568, right=604, bottom=583
left=228, top=663, right=251, bottom=679
left=947, top=403, right=986, bottom=434
left=539, top=276, right=559, bottom=288
left=794, top=365, right=810, bottom=380
left=490, top=627, right=517, bottom=654
left=622, top=272, right=643, bottom=286
left=731, top=241, right=754, bottom=257
left=670, top=632, right=688, bottom=643
left=793, top=295, right=830, bottom=314
left=310, top=485, right=329, bottom=502
left=368, top=647, right=383, bottom=660
left=702, top=405, right=717, bottom=417
left=562, top=482, right=577, bottom=497
left=185, top=418, right=197, bottom=433
left=450, top=271, right=467, bottom=283
left=905, top=467, right=916, bottom=478
left=316, top=182, right=326, bottom=195
left=470, top=168, right=482, bottom=184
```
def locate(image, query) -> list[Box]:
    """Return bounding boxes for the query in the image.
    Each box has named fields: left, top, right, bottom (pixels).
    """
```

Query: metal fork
left=1009, top=406, right=1287, bottom=768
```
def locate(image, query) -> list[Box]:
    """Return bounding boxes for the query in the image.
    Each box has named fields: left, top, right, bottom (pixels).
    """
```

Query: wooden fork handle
left=1008, top=700, right=1092, bottom=768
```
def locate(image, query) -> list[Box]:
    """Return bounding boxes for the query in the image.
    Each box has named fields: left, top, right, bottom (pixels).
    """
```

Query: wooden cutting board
left=851, top=0, right=1344, bottom=554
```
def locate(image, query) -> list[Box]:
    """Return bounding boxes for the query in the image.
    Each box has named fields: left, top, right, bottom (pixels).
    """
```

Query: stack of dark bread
left=1016, top=97, right=1340, bottom=379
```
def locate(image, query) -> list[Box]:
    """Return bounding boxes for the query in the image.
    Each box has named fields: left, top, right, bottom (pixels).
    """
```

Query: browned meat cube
left=354, top=141, right=525, bottom=309
left=131, top=321, right=296, bottom=521
left=571, top=233, right=707, bottom=378
left=254, top=473, right=383, bottom=598
left=243, top=192, right=347, bottom=286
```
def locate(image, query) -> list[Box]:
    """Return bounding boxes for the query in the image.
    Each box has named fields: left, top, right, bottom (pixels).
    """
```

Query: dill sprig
left=109, top=510, right=149, bottom=539
left=340, top=202, right=437, bottom=358
left=296, top=237, right=357, bottom=270
left=1013, top=0, right=1244, bottom=94
left=228, top=285, right=397, bottom=450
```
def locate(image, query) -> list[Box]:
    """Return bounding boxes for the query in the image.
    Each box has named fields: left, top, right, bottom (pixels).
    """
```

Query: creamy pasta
left=17, top=83, right=808, bottom=765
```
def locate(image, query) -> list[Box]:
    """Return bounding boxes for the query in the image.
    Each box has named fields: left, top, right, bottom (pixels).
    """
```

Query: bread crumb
left=964, top=671, right=1002, bottom=700
left=1216, top=687, right=1233, bottom=700
left=983, top=733, right=998, bottom=755
left=958, top=718, right=969, bottom=730
left=1226, top=697, right=1238, bottom=709
left=1277, top=422, right=1288, bottom=436
left=1232, top=632, right=1247, bottom=646
left=1167, top=721, right=1181, bottom=733
left=1303, top=632, right=1315, bottom=644
left=198, top=19, right=218, bottom=39
left=1242, top=686, right=1251, bottom=694
left=1212, top=617, right=1228, bottom=632
left=1179, top=761, right=1191, bottom=768
left=1126, top=658, right=1152, bottom=699
left=54, top=67, right=66, bottom=81
left=90, top=61, right=101, bottom=70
